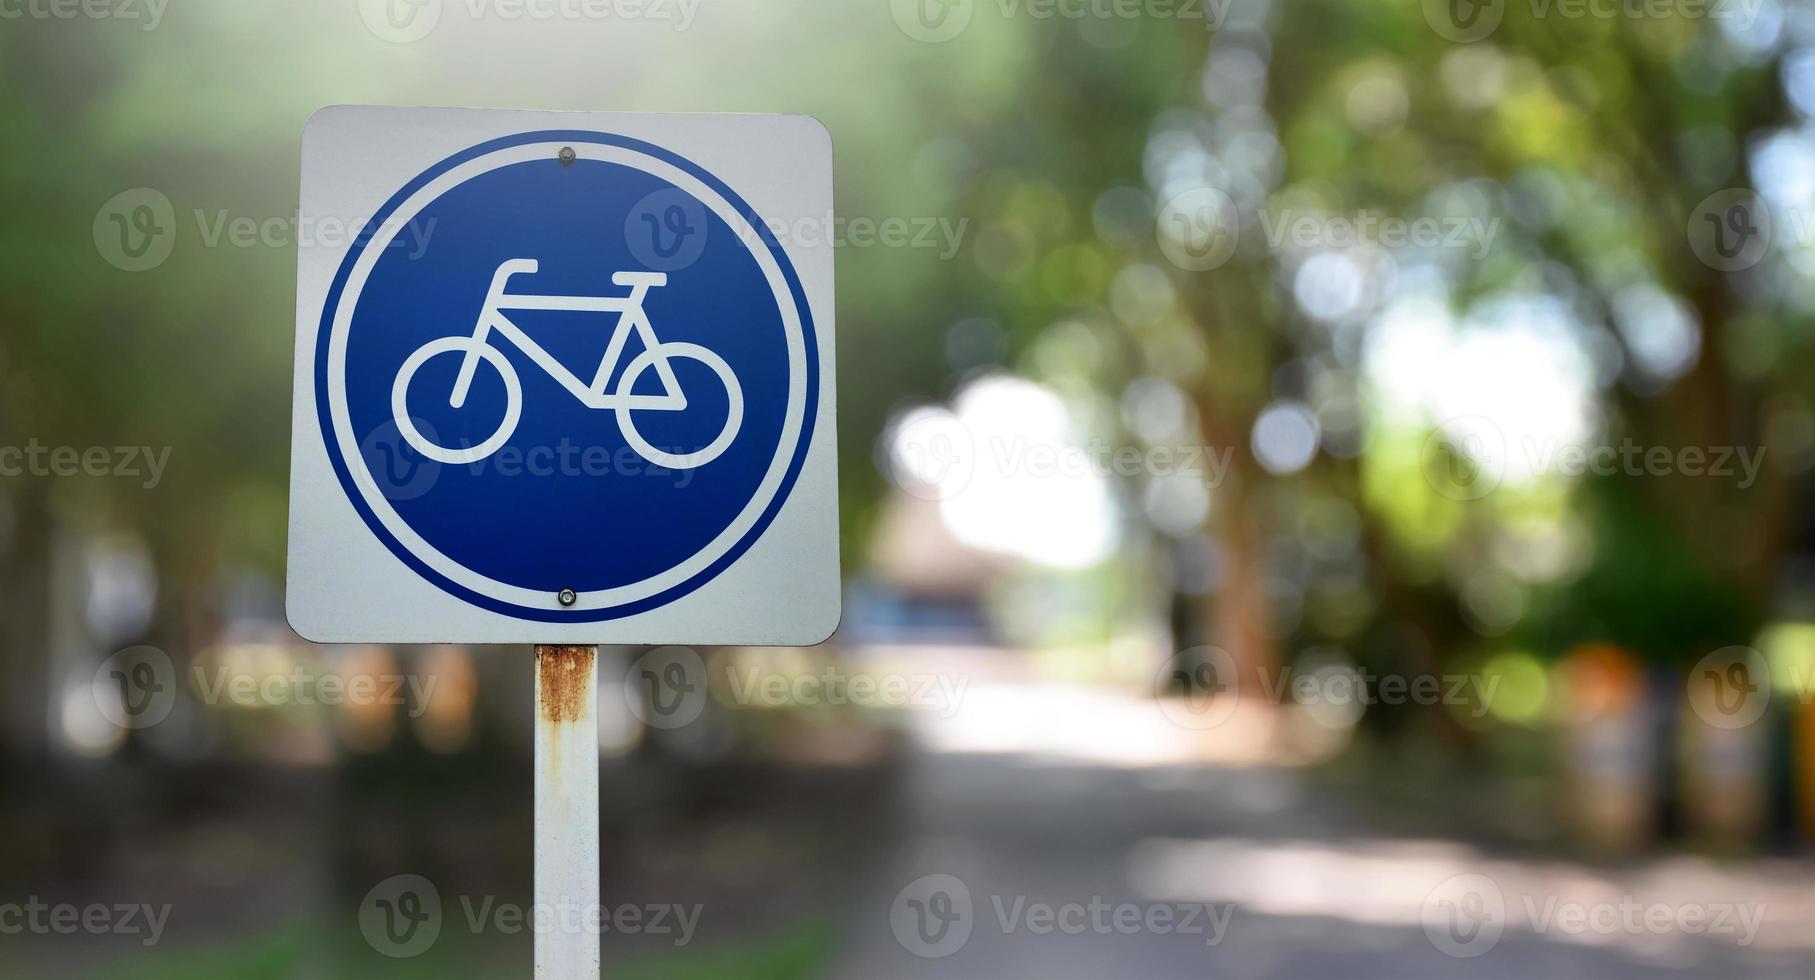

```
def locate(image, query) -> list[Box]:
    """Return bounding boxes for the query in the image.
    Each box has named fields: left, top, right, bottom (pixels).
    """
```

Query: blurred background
left=7, top=0, right=1815, bottom=976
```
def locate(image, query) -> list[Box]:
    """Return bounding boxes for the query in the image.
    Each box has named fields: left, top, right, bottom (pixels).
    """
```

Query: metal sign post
left=534, top=646, right=600, bottom=979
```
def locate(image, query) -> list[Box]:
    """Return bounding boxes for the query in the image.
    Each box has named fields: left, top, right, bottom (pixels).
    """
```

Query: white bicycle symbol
left=392, top=258, right=743, bottom=469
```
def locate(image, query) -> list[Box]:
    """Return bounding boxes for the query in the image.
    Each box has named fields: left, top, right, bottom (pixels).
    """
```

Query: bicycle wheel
left=391, top=336, right=523, bottom=465
left=614, top=342, right=743, bottom=470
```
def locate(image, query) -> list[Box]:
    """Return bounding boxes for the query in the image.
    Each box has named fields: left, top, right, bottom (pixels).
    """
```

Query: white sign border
left=286, top=106, right=841, bottom=645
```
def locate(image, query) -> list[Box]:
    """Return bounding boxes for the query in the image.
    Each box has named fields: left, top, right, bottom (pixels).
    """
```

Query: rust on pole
left=534, top=645, right=600, bottom=980
left=537, top=645, right=595, bottom=724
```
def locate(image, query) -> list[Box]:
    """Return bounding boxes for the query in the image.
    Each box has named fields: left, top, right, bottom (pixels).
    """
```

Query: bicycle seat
left=612, top=271, right=669, bottom=288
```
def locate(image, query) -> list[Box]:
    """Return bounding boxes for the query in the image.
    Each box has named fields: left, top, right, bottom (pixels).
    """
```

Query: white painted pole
left=534, top=645, right=600, bottom=980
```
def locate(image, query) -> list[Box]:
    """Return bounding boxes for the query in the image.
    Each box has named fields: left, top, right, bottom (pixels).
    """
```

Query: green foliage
left=67, top=916, right=833, bottom=980
left=0, top=1, right=1804, bottom=666
left=1524, top=477, right=1759, bottom=662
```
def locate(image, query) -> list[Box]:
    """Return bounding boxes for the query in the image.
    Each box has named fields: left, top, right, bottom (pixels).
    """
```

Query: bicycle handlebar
left=486, top=260, right=668, bottom=300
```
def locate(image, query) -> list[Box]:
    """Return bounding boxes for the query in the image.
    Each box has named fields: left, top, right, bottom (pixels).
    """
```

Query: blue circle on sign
left=315, top=131, right=819, bottom=622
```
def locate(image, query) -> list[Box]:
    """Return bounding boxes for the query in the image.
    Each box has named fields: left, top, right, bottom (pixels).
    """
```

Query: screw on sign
left=287, top=107, right=841, bottom=978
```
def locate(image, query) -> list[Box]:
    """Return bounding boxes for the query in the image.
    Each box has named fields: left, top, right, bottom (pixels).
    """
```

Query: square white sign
left=287, top=106, right=839, bottom=644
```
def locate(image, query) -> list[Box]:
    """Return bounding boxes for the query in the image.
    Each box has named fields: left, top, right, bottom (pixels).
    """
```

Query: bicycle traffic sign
left=287, top=107, right=839, bottom=643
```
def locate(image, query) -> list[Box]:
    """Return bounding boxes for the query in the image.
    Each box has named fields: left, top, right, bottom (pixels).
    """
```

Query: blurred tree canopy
left=1, top=0, right=1811, bottom=680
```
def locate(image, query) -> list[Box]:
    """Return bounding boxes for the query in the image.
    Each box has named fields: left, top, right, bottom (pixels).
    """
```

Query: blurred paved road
left=826, top=721, right=1815, bottom=980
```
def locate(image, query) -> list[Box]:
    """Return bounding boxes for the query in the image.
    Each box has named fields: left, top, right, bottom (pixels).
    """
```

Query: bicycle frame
left=448, top=258, right=683, bottom=412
